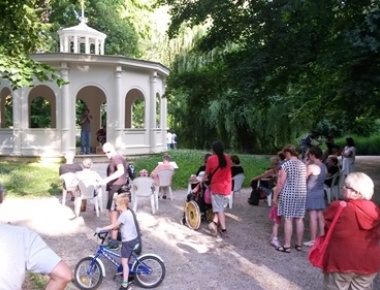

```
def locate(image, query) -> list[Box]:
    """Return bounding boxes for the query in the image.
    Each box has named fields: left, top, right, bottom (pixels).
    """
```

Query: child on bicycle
left=96, top=193, right=139, bottom=290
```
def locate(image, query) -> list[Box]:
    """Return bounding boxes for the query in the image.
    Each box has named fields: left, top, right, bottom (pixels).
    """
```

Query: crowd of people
left=1, top=134, right=379, bottom=289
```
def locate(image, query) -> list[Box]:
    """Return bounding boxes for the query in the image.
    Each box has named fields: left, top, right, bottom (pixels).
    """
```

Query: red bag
left=308, top=201, right=347, bottom=268
left=204, top=187, right=212, bottom=204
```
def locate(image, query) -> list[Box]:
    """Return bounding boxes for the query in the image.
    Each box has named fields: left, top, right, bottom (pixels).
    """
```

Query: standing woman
left=273, top=145, right=307, bottom=253
left=323, top=172, right=380, bottom=289
left=200, top=140, right=232, bottom=238
left=303, top=147, right=326, bottom=247
left=342, top=137, right=356, bottom=176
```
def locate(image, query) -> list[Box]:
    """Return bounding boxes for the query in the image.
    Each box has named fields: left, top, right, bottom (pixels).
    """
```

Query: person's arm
left=306, top=164, right=313, bottom=179
left=97, top=220, right=122, bottom=232
left=102, top=163, right=125, bottom=184
left=250, top=168, right=273, bottom=183
left=45, top=260, right=72, bottom=290
left=273, top=169, right=286, bottom=205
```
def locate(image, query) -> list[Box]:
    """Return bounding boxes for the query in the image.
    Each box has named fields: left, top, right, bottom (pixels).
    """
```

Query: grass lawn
left=0, top=150, right=271, bottom=197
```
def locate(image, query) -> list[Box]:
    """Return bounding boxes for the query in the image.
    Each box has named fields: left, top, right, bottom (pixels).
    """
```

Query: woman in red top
left=323, top=172, right=380, bottom=289
left=200, top=141, right=232, bottom=238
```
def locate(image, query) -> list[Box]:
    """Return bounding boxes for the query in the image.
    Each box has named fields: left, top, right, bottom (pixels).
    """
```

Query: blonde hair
left=82, top=158, right=93, bottom=169
left=345, top=172, right=374, bottom=200
left=114, top=193, right=130, bottom=208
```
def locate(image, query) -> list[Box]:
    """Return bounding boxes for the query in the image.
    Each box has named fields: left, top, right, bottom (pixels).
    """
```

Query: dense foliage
left=158, top=0, right=380, bottom=152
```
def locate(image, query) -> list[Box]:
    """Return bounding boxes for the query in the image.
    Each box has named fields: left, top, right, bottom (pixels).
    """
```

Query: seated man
left=75, top=158, right=102, bottom=211
left=59, top=152, right=82, bottom=201
left=150, top=154, right=175, bottom=199
left=96, top=125, right=107, bottom=145
left=0, top=185, right=72, bottom=289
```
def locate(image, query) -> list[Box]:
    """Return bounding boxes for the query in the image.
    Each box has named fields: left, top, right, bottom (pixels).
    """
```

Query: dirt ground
left=1, top=156, right=380, bottom=290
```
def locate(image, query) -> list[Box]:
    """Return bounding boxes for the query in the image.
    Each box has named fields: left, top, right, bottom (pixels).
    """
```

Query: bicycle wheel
left=74, top=257, right=103, bottom=290
left=185, top=200, right=201, bottom=230
left=132, top=255, right=166, bottom=288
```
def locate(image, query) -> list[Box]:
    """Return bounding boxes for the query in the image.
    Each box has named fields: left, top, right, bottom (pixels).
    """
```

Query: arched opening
left=125, top=89, right=145, bottom=129
left=30, top=97, right=52, bottom=128
left=28, top=85, right=56, bottom=128
left=76, top=86, right=107, bottom=153
left=0, top=88, right=13, bottom=128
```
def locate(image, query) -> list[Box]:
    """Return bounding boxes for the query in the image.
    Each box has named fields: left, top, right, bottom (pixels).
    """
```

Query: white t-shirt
left=0, top=224, right=61, bottom=290
left=118, top=210, right=138, bottom=242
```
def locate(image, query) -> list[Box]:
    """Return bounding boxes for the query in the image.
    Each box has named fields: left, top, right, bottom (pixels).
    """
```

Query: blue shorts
left=121, top=237, right=139, bottom=259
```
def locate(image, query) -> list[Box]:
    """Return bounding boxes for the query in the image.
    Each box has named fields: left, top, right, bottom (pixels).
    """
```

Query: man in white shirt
left=0, top=185, right=72, bottom=289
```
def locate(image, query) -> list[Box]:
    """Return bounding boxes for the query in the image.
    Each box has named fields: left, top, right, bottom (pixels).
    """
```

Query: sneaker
left=119, top=284, right=132, bottom=290
left=208, top=222, right=218, bottom=236
left=271, top=238, right=280, bottom=249
left=108, top=240, right=120, bottom=250
left=303, top=240, right=315, bottom=247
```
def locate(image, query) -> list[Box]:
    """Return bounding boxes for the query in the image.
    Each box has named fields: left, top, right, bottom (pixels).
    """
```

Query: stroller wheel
left=185, top=200, right=201, bottom=230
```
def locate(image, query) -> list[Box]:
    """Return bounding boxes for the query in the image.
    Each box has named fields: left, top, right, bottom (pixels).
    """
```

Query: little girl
left=268, top=186, right=281, bottom=248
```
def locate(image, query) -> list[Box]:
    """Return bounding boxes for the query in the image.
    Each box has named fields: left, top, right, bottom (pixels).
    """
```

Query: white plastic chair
left=257, top=178, right=272, bottom=207
left=60, top=172, right=78, bottom=206
left=132, top=177, right=157, bottom=214
left=75, top=179, right=102, bottom=217
left=156, top=169, right=175, bottom=200
left=324, top=171, right=339, bottom=204
left=229, top=173, right=245, bottom=209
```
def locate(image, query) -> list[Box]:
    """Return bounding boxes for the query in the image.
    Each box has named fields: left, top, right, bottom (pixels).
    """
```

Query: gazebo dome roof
left=58, top=21, right=106, bottom=39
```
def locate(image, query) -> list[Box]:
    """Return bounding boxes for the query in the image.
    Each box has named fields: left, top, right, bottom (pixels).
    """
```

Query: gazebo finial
left=80, top=0, right=88, bottom=24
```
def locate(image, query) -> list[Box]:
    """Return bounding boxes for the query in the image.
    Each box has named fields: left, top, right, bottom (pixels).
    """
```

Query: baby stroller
left=181, top=173, right=213, bottom=230
left=120, top=163, right=137, bottom=201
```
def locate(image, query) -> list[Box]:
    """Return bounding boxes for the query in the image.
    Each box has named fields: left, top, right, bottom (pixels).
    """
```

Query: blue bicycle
left=74, top=231, right=165, bottom=289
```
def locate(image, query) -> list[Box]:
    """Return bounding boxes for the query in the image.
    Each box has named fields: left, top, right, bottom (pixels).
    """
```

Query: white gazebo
left=0, top=15, right=169, bottom=158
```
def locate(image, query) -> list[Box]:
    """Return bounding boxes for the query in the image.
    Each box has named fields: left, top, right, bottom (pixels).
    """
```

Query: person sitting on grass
left=96, top=193, right=139, bottom=290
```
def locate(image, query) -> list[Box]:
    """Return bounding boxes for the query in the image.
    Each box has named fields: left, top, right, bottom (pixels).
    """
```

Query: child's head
left=114, top=193, right=129, bottom=211
left=140, top=169, right=149, bottom=177
left=230, top=155, right=241, bottom=165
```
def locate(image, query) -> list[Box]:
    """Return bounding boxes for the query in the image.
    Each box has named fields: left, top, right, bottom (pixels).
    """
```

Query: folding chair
left=75, top=179, right=102, bottom=217
left=60, top=172, right=78, bottom=206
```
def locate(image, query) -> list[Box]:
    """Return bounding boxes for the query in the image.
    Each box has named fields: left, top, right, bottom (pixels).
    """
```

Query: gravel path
left=1, top=157, right=379, bottom=289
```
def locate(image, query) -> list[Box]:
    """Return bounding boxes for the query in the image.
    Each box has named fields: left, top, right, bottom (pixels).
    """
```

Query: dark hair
left=346, top=137, right=355, bottom=147
left=277, top=151, right=286, bottom=161
left=327, top=156, right=339, bottom=165
left=282, top=144, right=298, bottom=157
left=230, top=155, right=240, bottom=165
left=308, top=146, right=323, bottom=159
left=212, top=140, right=227, bottom=168
left=204, top=153, right=211, bottom=163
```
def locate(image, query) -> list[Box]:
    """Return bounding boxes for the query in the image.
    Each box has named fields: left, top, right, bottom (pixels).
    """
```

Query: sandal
left=294, top=244, right=302, bottom=251
left=276, top=245, right=291, bottom=253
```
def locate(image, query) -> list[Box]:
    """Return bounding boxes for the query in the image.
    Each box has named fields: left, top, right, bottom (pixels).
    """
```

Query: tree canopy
left=158, top=0, right=380, bottom=152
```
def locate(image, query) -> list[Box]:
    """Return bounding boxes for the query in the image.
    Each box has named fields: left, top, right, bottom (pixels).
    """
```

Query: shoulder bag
left=308, top=201, right=347, bottom=268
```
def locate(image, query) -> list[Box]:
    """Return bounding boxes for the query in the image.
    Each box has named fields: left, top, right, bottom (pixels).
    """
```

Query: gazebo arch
left=28, top=85, right=56, bottom=128
left=0, top=87, right=12, bottom=128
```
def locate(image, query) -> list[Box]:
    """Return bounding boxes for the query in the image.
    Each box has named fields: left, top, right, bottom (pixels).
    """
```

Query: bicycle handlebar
left=94, top=230, right=109, bottom=244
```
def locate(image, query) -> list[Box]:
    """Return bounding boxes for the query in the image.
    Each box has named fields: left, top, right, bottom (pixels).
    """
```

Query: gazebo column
left=149, top=71, right=157, bottom=152
left=73, top=36, right=78, bottom=53
left=161, top=79, right=168, bottom=146
left=85, top=37, right=90, bottom=54
left=95, top=39, right=99, bottom=55
left=109, top=65, right=124, bottom=150
left=60, top=62, right=74, bottom=154
left=11, top=88, right=23, bottom=155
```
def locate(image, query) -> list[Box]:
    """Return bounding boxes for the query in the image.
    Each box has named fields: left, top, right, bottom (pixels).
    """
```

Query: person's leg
left=86, top=132, right=91, bottom=154
left=283, top=217, right=293, bottom=248
left=80, top=130, right=85, bottom=154
left=309, top=210, right=317, bottom=241
left=46, top=260, right=73, bottom=290
left=323, top=272, right=352, bottom=290
left=271, top=223, right=280, bottom=248
left=109, top=210, right=119, bottom=240
left=317, top=210, right=325, bottom=236
left=295, top=217, right=304, bottom=247
left=350, top=273, right=377, bottom=290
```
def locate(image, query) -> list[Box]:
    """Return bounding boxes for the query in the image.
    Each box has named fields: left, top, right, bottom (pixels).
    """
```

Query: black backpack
left=127, top=163, right=136, bottom=180
left=248, top=188, right=260, bottom=206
